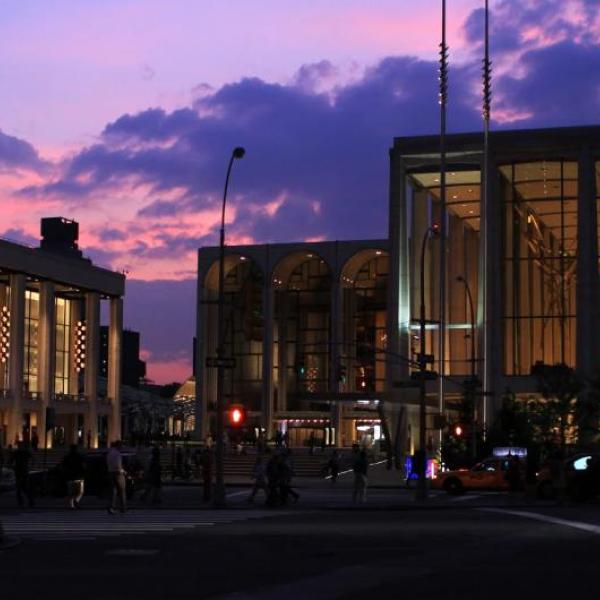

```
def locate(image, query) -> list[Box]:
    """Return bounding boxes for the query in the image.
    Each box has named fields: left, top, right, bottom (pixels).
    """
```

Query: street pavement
left=2, top=463, right=600, bottom=599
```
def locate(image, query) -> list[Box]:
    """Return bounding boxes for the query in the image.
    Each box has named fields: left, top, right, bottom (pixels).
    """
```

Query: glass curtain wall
left=500, top=161, right=578, bottom=374
left=407, top=170, right=481, bottom=376
left=55, top=297, right=71, bottom=394
left=281, top=257, right=331, bottom=408
left=352, top=255, right=388, bottom=392
left=223, top=261, right=264, bottom=410
left=24, top=290, right=39, bottom=393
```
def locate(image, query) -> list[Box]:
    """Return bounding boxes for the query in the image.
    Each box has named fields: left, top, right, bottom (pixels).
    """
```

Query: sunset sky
left=0, top=0, right=598, bottom=383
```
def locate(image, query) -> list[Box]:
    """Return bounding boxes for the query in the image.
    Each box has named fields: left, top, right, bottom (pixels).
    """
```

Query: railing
left=52, top=393, right=87, bottom=403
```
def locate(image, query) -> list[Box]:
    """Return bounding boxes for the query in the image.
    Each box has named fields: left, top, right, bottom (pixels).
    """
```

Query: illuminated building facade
left=0, top=218, right=125, bottom=448
left=194, top=126, right=600, bottom=448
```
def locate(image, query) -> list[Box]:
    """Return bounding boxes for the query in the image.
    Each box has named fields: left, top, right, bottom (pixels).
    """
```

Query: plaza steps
left=26, top=448, right=331, bottom=478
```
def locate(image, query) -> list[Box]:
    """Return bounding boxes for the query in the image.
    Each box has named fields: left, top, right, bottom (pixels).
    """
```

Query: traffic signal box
left=227, top=404, right=247, bottom=427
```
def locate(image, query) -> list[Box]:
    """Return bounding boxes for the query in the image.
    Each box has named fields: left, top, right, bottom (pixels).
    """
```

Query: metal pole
left=482, top=0, right=492, bottom=430
left=214, top=147, right=245, bottom=508
left=417, top=226, right=435, bottom=502
left=438, top=0, right=449, bottom=453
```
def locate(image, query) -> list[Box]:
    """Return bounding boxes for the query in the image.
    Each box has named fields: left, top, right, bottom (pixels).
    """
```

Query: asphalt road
left=2, top=495, right=600, bottom=599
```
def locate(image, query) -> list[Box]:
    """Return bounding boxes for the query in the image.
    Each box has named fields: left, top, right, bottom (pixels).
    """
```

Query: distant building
left=100, top=327, right=146, bottom=388
left=0, top=217, right=125, bottom=448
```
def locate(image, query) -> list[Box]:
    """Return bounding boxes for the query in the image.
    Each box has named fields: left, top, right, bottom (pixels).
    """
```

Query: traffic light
left=228, top=404, right=246, bottom=427
left=336, top=362, right=347, bottom=384
left=297, top=356, right=306, bottom=378
left=452, top=423, right=464, bottom=437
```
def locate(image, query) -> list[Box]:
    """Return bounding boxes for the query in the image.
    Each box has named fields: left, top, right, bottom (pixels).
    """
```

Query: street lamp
left=214, top=146, right=245, bottom=508
left=416, top=222, right=440, bottom=502
left=456, top=274, right=478, bottom=460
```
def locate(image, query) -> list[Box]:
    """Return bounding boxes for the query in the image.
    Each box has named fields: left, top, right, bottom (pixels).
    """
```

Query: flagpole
left=438, top=0, right=448, bottom=452
left=481, top=0, right=492, bottom=433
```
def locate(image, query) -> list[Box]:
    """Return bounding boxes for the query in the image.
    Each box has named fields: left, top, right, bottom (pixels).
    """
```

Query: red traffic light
left=453, top=424, right=464, bottom=437
left=228, top=404, right=246, bottom=427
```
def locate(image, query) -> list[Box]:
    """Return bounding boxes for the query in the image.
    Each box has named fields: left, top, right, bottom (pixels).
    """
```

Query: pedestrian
left=352, top=449, right=369, bottom=503
left=86, top=429, right=92, bottom=449
left=201, top=448, right=212, bottom=503
left=328, top=450, right=340, bottom=484
left=61, top=444, right=86, bottom=509
left=107, top=440, right=127, bottom=514
left=31, top=429, right=39, bottom=451
left=266, top=453, right=280, bottom=506
left=247, top=455, right=268, bottom=503
left=141, top=447, right=162, bottom=504
left=183, top=446, right=192, bottom=480
left=175, top=445, right=183, bottom=479
left=279, top=450, right=300, bottom=504
left=12, top=441, right=35, bottom=507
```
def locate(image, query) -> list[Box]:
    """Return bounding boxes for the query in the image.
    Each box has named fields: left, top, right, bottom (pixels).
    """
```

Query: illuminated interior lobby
left=193, top=125, right=600, bottom=449
left=0, top=218, right=125, bottom=449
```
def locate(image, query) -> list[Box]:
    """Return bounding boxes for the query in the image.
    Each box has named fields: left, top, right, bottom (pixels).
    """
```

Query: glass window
left=55, top=297, right=71, bottom=394
left=501, top=161, right=578, bottom=374
left=24, top=290, right=39, bottom=393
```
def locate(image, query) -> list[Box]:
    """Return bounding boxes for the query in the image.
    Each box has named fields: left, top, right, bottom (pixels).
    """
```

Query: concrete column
left=84, top=292, right=100, bottom=448
left=37, top=281, right=56, bottom=446
left=277, top=292, right=288, bottom=413
left=479, top=158, right=503, bottom=422
left=69, top=300, right=82, bottom=396
left=7, top=274, right=25, bottom=445
left=194, top=279, right=209, bottom=440
left=261, top=271, right=274, bottom=436
left=576, top=149, right=599, bottom=442
left=386, top=153, right=411, bottom=390
left=343, top=288, right=356, bottom=392
left=329, top=276, right=343, bottom=445
left=107, top=297, right=123, bottom=442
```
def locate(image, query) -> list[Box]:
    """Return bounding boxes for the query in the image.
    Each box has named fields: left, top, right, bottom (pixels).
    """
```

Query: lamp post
left=416, top=223, right=440, bottom=502
left=456, top=274, right=478, bottom=460
left=214, top=146, right=245, bottom=508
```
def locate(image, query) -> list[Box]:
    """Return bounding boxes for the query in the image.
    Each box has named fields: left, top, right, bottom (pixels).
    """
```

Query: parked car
left=29, top=449, right=145, bottom=499
left=537, top=453, right=600, bottom=500
left=433, top=457, right=522, bottom=495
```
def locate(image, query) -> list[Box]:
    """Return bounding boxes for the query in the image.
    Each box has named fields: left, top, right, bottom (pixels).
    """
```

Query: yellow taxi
left=434, top=457, right=513, bottom=495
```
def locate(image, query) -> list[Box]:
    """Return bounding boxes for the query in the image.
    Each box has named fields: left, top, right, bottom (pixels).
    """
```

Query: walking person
left=247, top=455, right=268, bottom=504
left=61, top=444, right=86, bottom=509
left=107, top=440, right=127, bottom=514
left=327, top=450, right=341, bottom=484
left=549, top=451, right=567, bottom=505
left=141, top=447, right=162, bottom=504
left=279, top=450, right=300, bottom=504
left=12, top=441, right=35, bottom=508
left=201, top=448, right=212, bottom=503
left=352, top=449, right=369, bottom=503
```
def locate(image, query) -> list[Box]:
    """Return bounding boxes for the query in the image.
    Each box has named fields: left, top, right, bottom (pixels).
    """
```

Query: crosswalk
left=1, top=509, right=288, bottom=542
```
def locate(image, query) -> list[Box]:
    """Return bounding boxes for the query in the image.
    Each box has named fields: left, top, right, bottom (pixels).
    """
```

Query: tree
left=530, top=362, right=582, bottom=455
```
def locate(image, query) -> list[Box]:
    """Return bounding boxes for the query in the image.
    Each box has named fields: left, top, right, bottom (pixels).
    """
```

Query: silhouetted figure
left=247, top=456, right=268, bottom=503
left=142, top=447, right=162, bottom=504
left=549, top=451, right=567, bottom=505
left=352, top=449, right=369, bottom=503
left=31, top=430, right=39, bottom=451
left=328, top=450, right=340, bottom=484
left=12, top=441, right=34, bottom=507
left=107, top=440, right=127, bottom=514
left=61, top=444, right=86, bottom=509
left=201, top=449, right=212, bottom=503
left=506, top=455, right=522, bottom=493
left=86, top=429, right=92, bottom=449
left=279, top=450, right=299, bottom=504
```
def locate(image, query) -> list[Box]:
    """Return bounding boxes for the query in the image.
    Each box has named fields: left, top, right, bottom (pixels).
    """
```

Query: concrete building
left=195, top=125, right=600, bottom=449
left=0, top=218, right=124, bottom=448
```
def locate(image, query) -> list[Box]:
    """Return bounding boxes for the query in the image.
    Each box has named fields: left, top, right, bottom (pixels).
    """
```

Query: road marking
left=2, top=509, right=292, bottom=541
left=478, top=508, right=600, bottom=536
left=105, top=549, right=159, bottom=556
left=451, top=494, right=482, bottom=502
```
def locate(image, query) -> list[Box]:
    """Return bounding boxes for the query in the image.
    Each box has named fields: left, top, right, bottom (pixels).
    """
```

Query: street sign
left=205, top=357, right=236, bottom=369
left=410, top=371, right=439, bottom=381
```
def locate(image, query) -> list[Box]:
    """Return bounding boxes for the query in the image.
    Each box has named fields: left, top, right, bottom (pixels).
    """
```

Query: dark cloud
left=97, top=228, right=127, bottom=242
left=0, top=130, right=46, bottom=172
left=1, top=227, right=39, bottom=247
